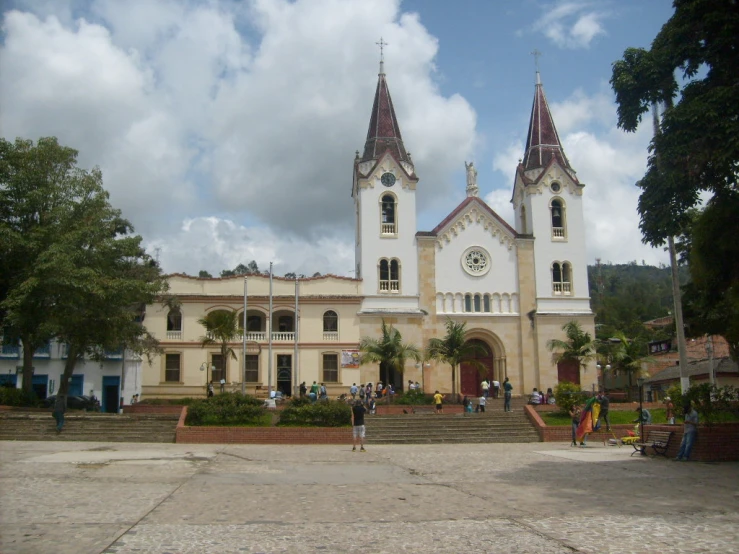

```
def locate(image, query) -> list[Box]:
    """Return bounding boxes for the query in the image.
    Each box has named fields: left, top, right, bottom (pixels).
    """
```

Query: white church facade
left=138, top=65, right=596, bottom=400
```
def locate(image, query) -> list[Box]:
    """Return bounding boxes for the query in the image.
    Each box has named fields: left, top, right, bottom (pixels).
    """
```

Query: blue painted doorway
left=102, top=376, right=120, bottom=413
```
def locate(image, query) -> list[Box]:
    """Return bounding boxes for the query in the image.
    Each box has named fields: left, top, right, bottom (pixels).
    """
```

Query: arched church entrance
left=380, top=361, right=403, bottom=393
left=460, top=339, right=495, bottom=397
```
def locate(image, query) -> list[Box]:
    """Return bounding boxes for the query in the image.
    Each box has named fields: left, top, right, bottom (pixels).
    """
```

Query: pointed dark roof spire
left=361, top=40, right=409, bottom=163
left=522, top=71, right=572, bottom=171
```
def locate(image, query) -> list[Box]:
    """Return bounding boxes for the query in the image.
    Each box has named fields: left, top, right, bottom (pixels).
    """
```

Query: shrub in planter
left=277, top=399, right=351, bottom=427
left=185, top=392, right=266, bottom=426
left=0, top=387, right=39, bottom=407
left=553, top=381, right=586, bottom=415
left=394, top=389, right=433, bottom=405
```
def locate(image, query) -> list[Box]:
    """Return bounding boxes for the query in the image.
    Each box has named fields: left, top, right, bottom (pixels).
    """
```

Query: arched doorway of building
left=557, top=360, right=580, bottom=385
left=379, top=361, right=403, bottom=393
left=460, top=339, right=495, bottom=397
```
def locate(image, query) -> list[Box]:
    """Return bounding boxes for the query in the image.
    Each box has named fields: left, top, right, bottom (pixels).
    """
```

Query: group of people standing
left=568, top=392, right=700, bottom=461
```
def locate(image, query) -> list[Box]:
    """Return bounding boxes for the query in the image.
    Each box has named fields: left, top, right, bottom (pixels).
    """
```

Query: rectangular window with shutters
left=322, top=353, right=339, bottom=383
left=165, top=353, right=181, bottom=382
left=244, top=355, right=259, bottom=382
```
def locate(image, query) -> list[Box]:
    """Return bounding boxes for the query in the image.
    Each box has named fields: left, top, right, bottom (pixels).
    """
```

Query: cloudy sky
left=0, top=0, right=674, bottom=277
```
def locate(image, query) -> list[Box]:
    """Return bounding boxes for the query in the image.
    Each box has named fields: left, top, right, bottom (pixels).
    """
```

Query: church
left=139, top=61, right=596, bottom=401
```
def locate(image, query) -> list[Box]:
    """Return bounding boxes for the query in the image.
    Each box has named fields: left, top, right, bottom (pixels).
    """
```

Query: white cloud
left=530, top=1, right=608, bottom=49
left=148, top=216, right=354, bottom=277
left=0, top=0, right=477, bottom=274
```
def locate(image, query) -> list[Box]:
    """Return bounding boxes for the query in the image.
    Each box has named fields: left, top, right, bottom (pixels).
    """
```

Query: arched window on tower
left=552, top=261, right=573, bottom=295
left=380, top=194, right=397, bottom=236
left=550, top=198, right=566, bottom=239
left=378, top=258, right=400, bottom=292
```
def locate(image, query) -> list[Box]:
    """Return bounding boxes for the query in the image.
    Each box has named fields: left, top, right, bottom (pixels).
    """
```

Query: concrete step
left=0, top=413, right=179, bottom=443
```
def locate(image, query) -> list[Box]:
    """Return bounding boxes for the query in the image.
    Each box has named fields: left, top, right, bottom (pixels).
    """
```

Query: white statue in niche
left=464, top=161, right=479, bottom=197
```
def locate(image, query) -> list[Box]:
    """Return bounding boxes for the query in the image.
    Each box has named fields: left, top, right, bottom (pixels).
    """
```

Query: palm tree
left=426, top=318, right=486, bottom=402
left=547, top=321, right=596, bottom=372
left=610, top=331, right=652, bottom=400
left=198, top=310, right=240, bottom=385
left=359, top=320, right=421, bottom=389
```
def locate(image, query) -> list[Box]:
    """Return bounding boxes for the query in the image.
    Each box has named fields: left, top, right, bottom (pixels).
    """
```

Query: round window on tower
left=550, top=181, right=561, bottom=193
left=461, top=246, right=491, bottom=276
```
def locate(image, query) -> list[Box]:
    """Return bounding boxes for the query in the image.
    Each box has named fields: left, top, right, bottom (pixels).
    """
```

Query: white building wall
left=357, top=157, right=419, bottom=303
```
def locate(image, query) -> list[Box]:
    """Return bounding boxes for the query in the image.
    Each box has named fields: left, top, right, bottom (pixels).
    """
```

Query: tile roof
left=645, top=356, right=738, bottom=384
left=522, top=72, right=572, bottom=172
left=361, top=69, right=409, bottom=163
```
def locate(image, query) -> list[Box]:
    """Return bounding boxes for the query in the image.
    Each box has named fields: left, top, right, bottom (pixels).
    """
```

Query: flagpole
left=268, top=262, right=273, bottom=396
left=242, top=276, right=247, bottom=395
left=294, top=275, right=299, bottom=398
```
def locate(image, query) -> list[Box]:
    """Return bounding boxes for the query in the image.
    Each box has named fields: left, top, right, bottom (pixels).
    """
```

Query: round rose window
left=462, top=247, right=491, bottom=276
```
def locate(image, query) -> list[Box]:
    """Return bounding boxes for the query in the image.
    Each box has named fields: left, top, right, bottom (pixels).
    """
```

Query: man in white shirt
left=492, top=379, right=501, bottom=399
left=481, top=380, right=490, bottom=398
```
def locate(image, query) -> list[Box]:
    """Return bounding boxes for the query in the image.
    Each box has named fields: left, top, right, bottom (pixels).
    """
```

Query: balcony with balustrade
left=33, top=342, right=51, bottom=358
left=0, top=342, right=20, bottom=359
left=553, top=282, right=572, bottom=295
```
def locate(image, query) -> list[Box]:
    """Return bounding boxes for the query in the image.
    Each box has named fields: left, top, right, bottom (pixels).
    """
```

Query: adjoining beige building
left=141, top=64, right=596, bottom=399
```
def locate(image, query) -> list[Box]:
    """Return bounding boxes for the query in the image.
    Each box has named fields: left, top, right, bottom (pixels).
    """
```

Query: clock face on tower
left=380, top=172, right=396, bottom=187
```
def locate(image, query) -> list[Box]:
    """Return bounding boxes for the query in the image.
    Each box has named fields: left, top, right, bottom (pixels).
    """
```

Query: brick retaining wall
left=641, top=423, right=739, bottom=462
left=525, top=406, right=739, bottom=460
left=175, top=407, right=352, bottom=444
left=124, top=405, right=185, bottom=415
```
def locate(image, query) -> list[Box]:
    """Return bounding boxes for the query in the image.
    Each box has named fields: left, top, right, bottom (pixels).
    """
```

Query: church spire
left=361, top=39, right=409, bottom=163
left=522, top=70, right=572, bottom=172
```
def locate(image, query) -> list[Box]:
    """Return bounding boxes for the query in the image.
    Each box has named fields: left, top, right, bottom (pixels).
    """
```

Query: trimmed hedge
left=138, top=397, right=199, bottom=406
left=185, top=392, right=267, bottom=426
left=0, top=387, right=39, bottom=407
left=393, top=389, right=434, bottom=405
left=277, top=398, right=351, bottom=427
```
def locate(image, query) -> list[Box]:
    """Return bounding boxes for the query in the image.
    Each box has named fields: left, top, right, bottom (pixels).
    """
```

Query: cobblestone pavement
left=1, top=441, right=738, bottom=553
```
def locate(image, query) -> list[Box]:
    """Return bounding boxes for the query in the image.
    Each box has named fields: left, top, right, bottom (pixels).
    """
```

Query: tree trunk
left=20, top=337, right=35, bottom=394
left=57, top=344, right=81, bottom=396
left=451, top=364, right=457, bottom=403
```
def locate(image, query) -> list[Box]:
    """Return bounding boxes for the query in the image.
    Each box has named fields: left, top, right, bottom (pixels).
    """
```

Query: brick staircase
left=0, top=411, right=180, bottom=443
left=364, top=399, right=540, bottom=444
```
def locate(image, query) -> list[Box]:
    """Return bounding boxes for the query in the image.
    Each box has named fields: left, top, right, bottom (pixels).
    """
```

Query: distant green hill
left=587, top=261, right=688, bottom=339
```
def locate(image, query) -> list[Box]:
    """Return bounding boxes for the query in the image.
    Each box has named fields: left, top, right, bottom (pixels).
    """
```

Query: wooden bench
left=631, top=430, right=673, bottom=457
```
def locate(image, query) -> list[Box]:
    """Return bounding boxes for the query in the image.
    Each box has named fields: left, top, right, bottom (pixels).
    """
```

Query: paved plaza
left=1, top=440, right=738, bottom=553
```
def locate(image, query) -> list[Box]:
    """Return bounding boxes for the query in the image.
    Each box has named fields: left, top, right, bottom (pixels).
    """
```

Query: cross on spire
left=376, top=37, right=388, bottom=74
left=531, top=49, right=542, bottom=82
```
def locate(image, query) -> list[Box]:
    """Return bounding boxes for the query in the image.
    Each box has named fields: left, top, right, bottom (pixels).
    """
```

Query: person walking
left=503, top=377, right=513, bottom=412
left=569, top=404, right=581, bottom=446
left=299, top=382, right=307, bottom=398
left=675, top=403, right=699, bottom=461
left=52, top=394, right=67, bottom=433
left=665, top=396, right=675, bottom=425
left=492, top=379, right=500, bottom=399
left=359, top=383, right=366, bottom=404
left=319, top=383, right=328, bottom=400
left=598, top=392, right=611, bottom=431
left=434, top=390, right=444, bottom=414
left=478, top=394, right=486, bottom=413
left=351, top=400, right=367, bottom=452
left=350, top=383, right=358, bottom=400
left=481, top=379, right=490, bottom=398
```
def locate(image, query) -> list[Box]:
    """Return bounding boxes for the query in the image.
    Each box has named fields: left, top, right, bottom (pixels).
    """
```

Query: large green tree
left=0, top=137, right=167, bottom=395
left=426, top=318, right=485, bottom=402
left=359, top=320, right=421, bottom=389
left=611, top=0, right=739, bottom=361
